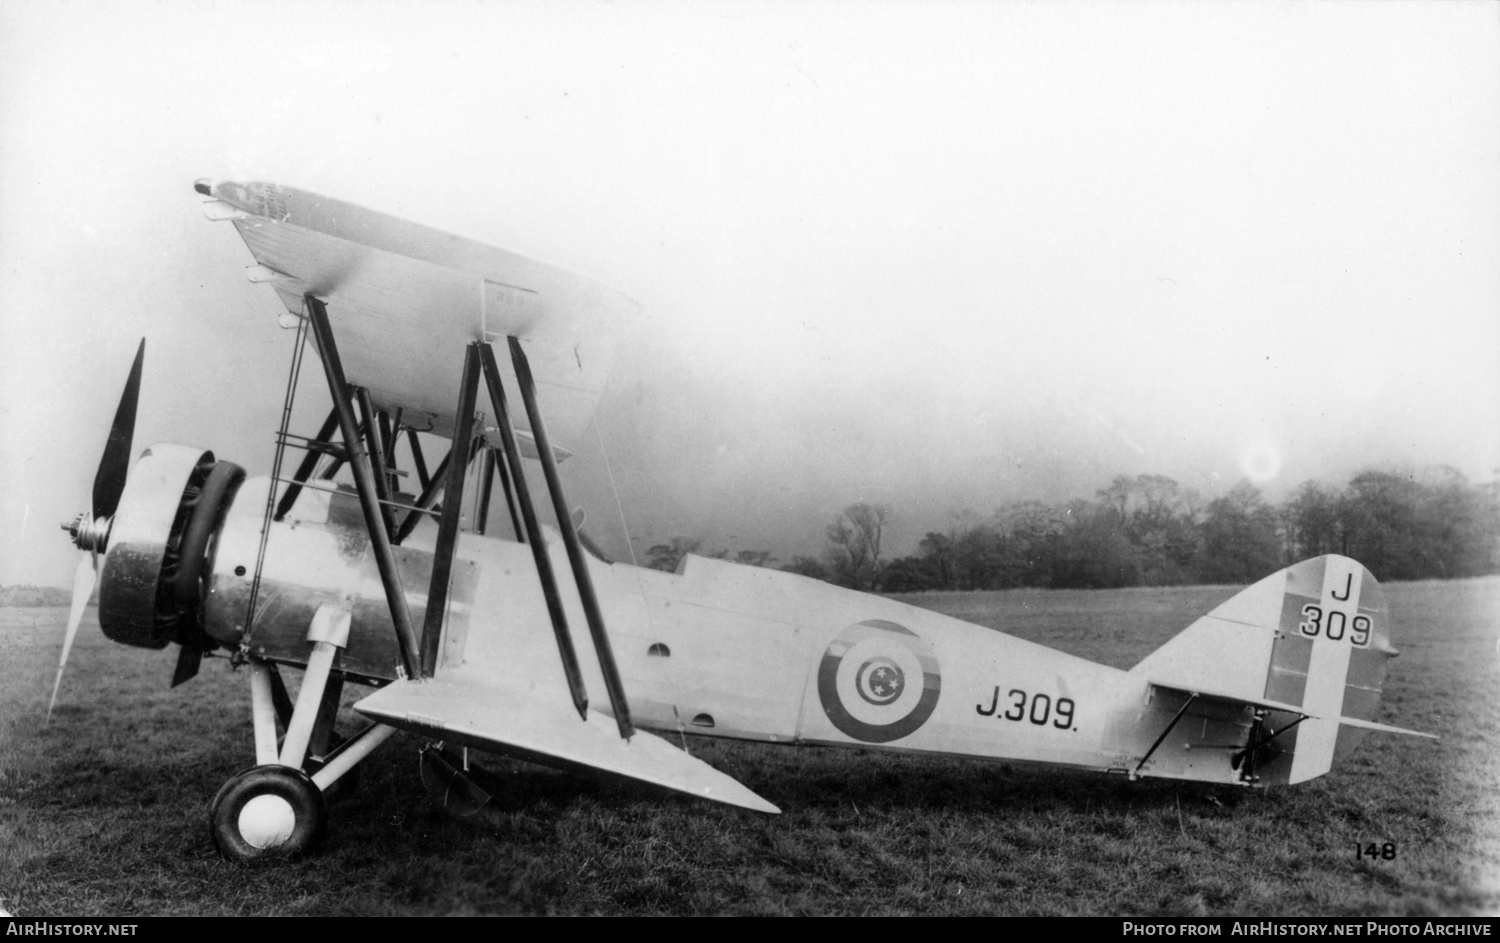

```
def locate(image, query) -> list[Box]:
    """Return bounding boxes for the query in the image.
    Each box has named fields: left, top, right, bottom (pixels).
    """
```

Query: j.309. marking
left=975, top=687, right=1076, bottom=730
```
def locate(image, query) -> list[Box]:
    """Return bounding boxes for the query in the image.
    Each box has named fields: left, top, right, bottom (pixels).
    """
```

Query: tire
left=209, top=765, right=326, bottom=864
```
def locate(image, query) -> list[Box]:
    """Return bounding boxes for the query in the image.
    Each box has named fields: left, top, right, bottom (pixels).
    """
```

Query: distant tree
left=1283, top=481, right=1344, bottom=561
left=1197, top=482, right=1282, bottom=583
left=878, top=555, right=941, bottom=593
left=780, top=555, right=831, bottom=581
left=951, top=519, right=1008, bottom=590
left=998, top=501, right=1069, bottom=587
left=1281, top=468, right=1499, bottom=580
left=1097, top=474, right=1200, bottom=585
left=645, top=536, right=700, bottom=573
left=915, top=531, right=956, bottom=589
left=1051, top=499, right=1139, bottom=588
left=1414, top=466, right=1500, bottom=577
left=1339, top=471, right=1424, bottom=579
left=733, top=549, right=777, bottom=568
left=824, top=502, right=889, bottom=590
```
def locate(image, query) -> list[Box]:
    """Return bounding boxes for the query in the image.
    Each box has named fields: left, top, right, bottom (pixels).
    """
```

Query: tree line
left=0, top=584, right=72, bottom=607
left=646, top=467, right=1500, bottom=591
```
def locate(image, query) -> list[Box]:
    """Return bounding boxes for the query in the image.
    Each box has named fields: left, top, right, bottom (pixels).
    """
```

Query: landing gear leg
left=213, top=604, right=394, bottom=862
left=1233, top=710, right=1268, bottom=783
left=1232, top=710, right=1306, bottom=786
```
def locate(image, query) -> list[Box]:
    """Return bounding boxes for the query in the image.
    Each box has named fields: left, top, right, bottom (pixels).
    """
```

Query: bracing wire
left=241, top=311, right=310, bottom=653
left=592, top=410, right=662, bottom=652
left=593, top=413, right=638, bottom=568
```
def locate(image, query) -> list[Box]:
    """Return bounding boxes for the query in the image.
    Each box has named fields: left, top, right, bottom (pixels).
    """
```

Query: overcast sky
left=2, top=1, right=1497, bottom=586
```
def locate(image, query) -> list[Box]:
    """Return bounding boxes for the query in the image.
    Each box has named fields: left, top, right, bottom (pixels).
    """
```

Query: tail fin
left=1130, top=555, right=1416, bottom=784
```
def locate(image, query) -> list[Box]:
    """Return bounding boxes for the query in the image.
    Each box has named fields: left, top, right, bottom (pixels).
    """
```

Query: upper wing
left=197, top=179, right=640, bottom=457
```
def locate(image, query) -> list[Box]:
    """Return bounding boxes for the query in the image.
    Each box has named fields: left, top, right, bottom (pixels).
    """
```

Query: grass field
left=1, top=577, right=1496, bottom=916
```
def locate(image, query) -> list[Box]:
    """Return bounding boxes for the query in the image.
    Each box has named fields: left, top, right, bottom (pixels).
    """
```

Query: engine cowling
left=92, top=444, right=471, bottom=687
left=98, top=443, right=245, bottom=651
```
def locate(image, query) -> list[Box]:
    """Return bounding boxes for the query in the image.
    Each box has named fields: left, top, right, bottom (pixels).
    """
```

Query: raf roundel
left=818, top=620, right=941, bottom=743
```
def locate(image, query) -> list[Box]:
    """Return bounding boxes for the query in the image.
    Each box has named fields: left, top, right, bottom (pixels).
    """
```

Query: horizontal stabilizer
left=1148, top=680, right=1307, bottom=718
left=1334, top=715, right=1437, bottom=739
left=354, top=676, right=779, bottom=815
left=1148, top=681, right=1434, bottom=739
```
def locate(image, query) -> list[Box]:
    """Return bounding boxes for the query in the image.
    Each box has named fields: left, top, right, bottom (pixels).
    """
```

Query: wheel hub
left=237, top=793, right=297, bottom=850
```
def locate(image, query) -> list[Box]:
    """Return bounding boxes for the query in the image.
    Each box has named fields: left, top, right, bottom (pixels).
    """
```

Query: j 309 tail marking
left=1297, top=605, right=1372, bottom=647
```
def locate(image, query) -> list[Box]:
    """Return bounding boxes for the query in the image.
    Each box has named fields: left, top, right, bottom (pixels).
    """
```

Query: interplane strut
left=287, top=319, right=635, bottom=736
left=304, top=293, right=422, bottom=680
left=418, top=345, right=480, bottom=678
left=476, top=342, right=591, bottom=718
left=506, top=337, right=634, bottom=740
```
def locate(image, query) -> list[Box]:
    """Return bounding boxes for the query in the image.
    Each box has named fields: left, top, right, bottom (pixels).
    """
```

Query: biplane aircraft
left=51, top=180, right=1434, bottom=862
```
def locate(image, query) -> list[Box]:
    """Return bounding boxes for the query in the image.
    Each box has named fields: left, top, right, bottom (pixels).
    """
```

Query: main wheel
left=209, top=765, right=326, bottom=863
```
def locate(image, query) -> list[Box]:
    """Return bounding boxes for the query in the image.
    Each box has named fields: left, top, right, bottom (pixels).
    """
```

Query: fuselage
left=201, top=476, right=1249, bottom=786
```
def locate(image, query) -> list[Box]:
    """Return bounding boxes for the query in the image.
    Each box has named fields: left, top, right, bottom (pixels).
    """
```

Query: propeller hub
left=62, top=512, right=111, bottom=553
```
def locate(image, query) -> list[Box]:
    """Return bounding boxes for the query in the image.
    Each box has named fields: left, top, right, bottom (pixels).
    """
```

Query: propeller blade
left=170, top=644, right=203, bottom=688
left=47, top=554, right=97, bottom=721
left=92, top=339, right=144, bottom=520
